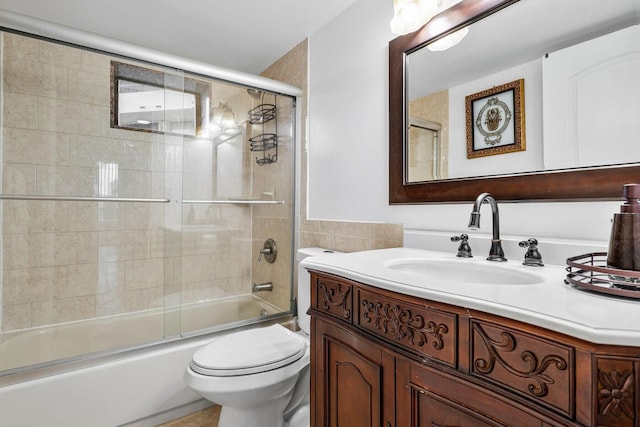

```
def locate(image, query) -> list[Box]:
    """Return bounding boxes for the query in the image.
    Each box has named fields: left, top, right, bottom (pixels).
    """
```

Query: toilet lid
left=190, top=324, right=306, bottom=376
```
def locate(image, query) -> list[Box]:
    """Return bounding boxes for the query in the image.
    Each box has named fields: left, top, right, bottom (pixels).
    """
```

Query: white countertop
left=301, top=247, right=640, bottom=346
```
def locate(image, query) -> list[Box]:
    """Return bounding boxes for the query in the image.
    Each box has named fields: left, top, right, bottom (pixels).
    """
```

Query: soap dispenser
left=607, top=183, right=640, bottom=271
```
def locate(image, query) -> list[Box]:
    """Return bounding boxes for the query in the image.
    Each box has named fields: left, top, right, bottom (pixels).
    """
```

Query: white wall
left=307, top=0, right=620, bottom=248
left=448, top=58, right=543, bottom=178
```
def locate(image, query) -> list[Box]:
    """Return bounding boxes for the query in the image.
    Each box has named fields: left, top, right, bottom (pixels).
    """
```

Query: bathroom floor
left=156, top=405, right=220, bottom=427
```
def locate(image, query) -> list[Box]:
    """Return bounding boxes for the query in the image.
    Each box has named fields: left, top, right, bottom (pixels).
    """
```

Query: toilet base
left=285, top=403, right=310, bottom=427
left=217, top=396, right=290, bottom=427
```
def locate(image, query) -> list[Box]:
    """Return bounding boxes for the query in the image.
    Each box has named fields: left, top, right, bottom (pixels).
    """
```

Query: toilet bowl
left=184, top=248, right=337, bottom=427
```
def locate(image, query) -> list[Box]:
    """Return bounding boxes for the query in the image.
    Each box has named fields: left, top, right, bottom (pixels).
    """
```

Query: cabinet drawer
left=311, top=273, right=353, bottom=323
left=470, top=319, right=573, bottom=417
left=415, top=389, right=504, bottom=427
left=410, top=363, right=574, bottom=427
left=357, top=287, right=457, bottom=367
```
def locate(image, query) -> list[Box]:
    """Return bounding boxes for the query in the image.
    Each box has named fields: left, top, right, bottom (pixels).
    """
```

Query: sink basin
left=384, top=258, right=543, bottom=285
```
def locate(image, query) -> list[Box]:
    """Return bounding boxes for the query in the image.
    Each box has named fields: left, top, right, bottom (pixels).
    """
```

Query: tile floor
left=156, top=405, right=220, bottom=427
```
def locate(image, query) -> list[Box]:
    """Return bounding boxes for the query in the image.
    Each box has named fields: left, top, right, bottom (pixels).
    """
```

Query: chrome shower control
left=258, top=238, right=277, bottom=263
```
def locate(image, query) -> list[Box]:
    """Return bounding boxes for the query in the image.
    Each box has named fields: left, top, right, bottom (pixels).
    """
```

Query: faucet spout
left=468, top=192, right=507, bottom=262
left=252, top=282, right=273, bottom=292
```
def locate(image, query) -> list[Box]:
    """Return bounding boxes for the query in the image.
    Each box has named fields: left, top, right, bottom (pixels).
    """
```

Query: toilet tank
left=296, top=248, right=340, bottom=334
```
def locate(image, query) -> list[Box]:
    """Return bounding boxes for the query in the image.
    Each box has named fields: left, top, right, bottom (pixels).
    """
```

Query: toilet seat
left=190, top=324, right=306, bottom=376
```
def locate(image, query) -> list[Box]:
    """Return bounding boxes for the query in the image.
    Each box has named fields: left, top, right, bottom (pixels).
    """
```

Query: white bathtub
left=0, top=295, right=289, bottom=427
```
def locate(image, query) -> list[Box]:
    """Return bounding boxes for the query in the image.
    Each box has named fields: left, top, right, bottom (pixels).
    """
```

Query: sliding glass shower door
left=0, top=30, right=296, bottom=374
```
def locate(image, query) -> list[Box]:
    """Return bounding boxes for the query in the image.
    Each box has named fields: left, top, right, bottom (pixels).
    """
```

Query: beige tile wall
left=251, top=53, right=301, bottom=311
left=0, top=32, right=259, bottom=332
left=409, top=89, right=450, bottom=179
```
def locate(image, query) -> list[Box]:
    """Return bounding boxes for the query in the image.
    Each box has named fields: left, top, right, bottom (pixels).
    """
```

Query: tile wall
left=409, top=89, right=450, bottom=179
left=0, top=32, right=261, bottom=333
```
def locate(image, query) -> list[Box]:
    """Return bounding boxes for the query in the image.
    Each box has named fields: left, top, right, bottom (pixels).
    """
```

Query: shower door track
left=182, top=199, right=285, bottom=205
left=0, top=195, right=286, bottom=205
left=0, top=194, right=171, bottom=203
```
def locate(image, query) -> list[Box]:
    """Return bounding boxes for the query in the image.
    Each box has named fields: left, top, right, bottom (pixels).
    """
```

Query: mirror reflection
left=111, top=61, right=210, bottom=137
left=407, top=117, right=444, bottom=181
left=117, top=79, right=197, bottom=135
left=405, top=0, right=640, bottom=183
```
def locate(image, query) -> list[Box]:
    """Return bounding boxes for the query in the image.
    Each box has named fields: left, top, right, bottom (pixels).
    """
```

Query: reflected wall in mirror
left=389, top=0, right=640, bottom=203
left=111, top=61, right=210, bottom=137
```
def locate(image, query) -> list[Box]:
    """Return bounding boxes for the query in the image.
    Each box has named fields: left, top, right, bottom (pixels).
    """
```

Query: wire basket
left=248, top=104, right=276, bottom=124
left=255, top=154, right=277, bottom=166
left=565, top=252, right=640, bottom=299
left=249, top=133, right=277, bottom=152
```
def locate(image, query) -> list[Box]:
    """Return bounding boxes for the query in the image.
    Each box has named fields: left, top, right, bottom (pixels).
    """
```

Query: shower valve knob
left=258, top=238, right=277, bottom=263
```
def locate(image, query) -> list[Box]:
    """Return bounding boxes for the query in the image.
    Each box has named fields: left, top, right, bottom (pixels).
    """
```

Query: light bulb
left=390, top=0, right=438, bottom=35
left=428, top=27, right=469, bottom=51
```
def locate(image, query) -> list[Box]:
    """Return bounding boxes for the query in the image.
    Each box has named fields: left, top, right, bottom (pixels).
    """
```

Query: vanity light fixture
left=427, top=26, right=469, bottom=51
left=390, top=0, right=466, bottom=38
left=211, top=101, right=236, bottom=129
left=390, top=0, right=438, bottom=35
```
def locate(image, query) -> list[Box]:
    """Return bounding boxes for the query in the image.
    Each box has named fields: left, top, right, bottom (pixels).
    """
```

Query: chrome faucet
left=252, top=282, right=273, bottom=292
left=468, top=192, right=507, bottom=262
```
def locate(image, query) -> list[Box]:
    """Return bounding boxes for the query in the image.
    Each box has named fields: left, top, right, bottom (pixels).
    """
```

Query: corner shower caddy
left=248, top=93, right=278, bottom=165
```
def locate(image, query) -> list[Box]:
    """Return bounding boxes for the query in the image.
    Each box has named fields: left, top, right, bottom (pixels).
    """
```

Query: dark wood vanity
left=309, top=270, right=640, bottom=427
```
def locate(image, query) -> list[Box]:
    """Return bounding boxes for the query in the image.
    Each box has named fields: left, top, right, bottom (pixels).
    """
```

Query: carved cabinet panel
left=470, top=319, right=573, bottom=417
left=312, top=274, right=353, bottom=323
left=595, top=357, right=637, bottom=427
left=357, top=287, right=457, bottom=367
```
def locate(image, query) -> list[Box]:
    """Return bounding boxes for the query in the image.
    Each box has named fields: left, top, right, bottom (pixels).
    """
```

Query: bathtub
left=0, top=294, right=290, bottom=427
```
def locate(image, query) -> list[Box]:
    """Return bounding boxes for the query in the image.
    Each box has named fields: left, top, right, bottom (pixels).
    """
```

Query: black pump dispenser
left=607, top=184, right=640, bottom=271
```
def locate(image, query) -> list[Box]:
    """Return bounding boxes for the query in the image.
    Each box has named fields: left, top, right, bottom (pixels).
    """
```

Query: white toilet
left=184, top=248, right=335, bottom=427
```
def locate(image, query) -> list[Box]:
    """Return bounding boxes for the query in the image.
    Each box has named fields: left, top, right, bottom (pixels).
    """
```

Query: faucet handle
left=258, top=238, right=277, bottom=263
left=519, top=238, right=544, bottom=267
left=451, top=234, right=473, bottom=258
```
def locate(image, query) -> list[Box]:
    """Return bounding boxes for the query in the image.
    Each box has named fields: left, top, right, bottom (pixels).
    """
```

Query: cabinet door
left=312, top=317, right=394, bottom=427
left=407, top=363, right=574, bottom=427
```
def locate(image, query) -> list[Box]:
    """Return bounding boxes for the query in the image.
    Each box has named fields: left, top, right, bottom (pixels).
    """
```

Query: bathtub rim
left=0, top=312, right=294, bottom=388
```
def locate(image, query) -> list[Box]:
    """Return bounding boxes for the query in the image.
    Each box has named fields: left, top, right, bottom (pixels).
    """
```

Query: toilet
left=184, top=248, right=335, bottom=427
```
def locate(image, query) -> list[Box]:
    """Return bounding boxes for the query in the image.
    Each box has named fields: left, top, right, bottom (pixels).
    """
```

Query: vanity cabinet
left=308, top=270, right=640, bottom=427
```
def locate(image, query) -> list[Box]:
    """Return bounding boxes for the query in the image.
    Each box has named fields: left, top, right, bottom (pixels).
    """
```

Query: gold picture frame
left=465, top=79, right=525, bottom=159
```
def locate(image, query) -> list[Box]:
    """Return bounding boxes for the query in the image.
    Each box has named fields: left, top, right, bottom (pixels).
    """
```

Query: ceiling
left=0, top=0, right=360, bottom=74
left=408, top=0, right=639, bottom=99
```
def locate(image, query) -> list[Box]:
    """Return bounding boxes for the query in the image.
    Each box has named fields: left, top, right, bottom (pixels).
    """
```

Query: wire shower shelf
left=248, top=93, right=278, bottom=165
left=248, top=104, right=276, bottom=124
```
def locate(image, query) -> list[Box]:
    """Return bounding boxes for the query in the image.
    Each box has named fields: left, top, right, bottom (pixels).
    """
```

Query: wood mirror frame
left=389, top=0, right=640, bottom=203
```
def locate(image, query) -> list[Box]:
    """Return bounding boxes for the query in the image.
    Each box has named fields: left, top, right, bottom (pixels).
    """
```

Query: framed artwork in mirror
left=465, top=79, right=525, bottom=159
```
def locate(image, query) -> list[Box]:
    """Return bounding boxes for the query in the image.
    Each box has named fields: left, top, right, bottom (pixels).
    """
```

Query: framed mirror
left=389, top=0, right=640, bottom=203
